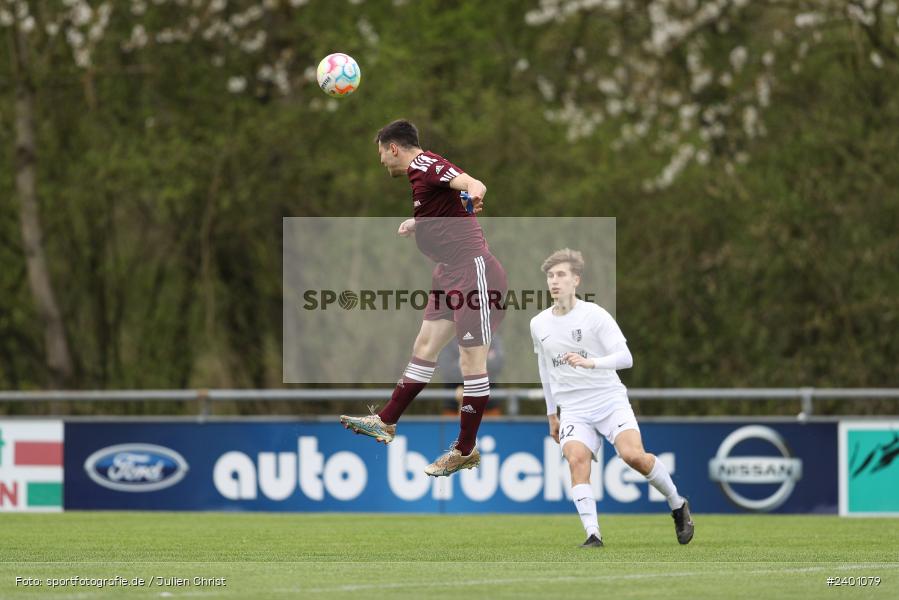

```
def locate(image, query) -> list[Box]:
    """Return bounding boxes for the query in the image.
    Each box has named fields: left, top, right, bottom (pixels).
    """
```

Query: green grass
left=1, top=512, right=897, bottom=598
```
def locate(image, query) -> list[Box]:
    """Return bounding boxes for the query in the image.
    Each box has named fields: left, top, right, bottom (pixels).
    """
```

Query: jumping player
left=530, top=248, right=694, bottom=547
left=340, top=120, right=507, bottom=477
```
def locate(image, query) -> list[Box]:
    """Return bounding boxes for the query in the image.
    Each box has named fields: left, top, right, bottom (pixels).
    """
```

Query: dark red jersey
left=407, top=151, right=489, bottom=267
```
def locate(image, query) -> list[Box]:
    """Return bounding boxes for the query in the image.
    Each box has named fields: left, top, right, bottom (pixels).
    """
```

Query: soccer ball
left=316, top=53, right=361, bottom=97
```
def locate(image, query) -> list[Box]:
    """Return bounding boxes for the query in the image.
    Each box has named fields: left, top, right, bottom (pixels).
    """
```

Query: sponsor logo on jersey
left=552, top=350, right=587, bottom=368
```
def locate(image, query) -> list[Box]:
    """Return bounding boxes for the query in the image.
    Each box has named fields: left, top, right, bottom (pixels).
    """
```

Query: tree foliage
left=0, top=1, right=895, bottom=412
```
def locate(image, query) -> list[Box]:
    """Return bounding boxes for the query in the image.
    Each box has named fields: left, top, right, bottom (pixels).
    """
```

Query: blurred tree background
left=0, top=1, right=896, bottom=414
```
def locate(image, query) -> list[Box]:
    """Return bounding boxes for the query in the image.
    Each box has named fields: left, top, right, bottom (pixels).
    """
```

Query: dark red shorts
left=423, top=253, right=507, bottom=347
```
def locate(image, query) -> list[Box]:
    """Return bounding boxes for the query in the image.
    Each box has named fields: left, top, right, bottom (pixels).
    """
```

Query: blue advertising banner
left=63, top=421, right=837, bottom=513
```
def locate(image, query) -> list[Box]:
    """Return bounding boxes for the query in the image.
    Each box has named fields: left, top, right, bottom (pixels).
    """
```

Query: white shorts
left=558, top=405, right=640, bottom=460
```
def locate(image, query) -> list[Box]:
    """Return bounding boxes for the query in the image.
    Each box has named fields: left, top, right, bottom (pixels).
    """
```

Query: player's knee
left=413, top=332, right=439, bottom=357
left=458, top=347, right=487, bottom=373
left=620, top=448, right=647, bottom=471
left=567, top=452, right=591, bottom=473
left=412, top=335, right=430, bottom=355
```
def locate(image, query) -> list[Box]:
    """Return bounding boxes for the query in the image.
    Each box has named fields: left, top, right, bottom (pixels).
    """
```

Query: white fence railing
left=2, top=388, right=898, bottom=417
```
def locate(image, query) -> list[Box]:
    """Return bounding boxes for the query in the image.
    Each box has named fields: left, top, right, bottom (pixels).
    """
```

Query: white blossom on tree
left=0, top=0, right=375, bottom=97
left=524, top=0, right=899, bottom=189
left=0, top=0, right=384, bottom=385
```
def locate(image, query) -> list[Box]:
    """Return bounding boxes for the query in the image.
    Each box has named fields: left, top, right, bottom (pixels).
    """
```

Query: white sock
left=403, top=359, right=435, bottom=383
left=646, top=457, right=685, bottom=511
left=571, top=483, right=600, bottom=538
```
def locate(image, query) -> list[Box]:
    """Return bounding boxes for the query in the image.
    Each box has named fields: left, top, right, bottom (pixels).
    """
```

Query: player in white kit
left=530, top=248, right=694, bottom=548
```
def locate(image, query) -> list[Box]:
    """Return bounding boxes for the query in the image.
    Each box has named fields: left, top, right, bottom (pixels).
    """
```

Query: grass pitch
left=1, top=512, right=897, bottom=599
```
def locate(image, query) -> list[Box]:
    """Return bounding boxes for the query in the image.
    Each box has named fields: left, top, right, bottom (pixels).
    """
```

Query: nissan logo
left=708, top=425, right=803, bottom=512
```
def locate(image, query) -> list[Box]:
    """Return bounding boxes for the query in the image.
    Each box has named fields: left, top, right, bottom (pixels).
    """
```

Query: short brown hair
left=375, top=119, right=420, bottom=148
left=541, top=248, right=585, bottom=276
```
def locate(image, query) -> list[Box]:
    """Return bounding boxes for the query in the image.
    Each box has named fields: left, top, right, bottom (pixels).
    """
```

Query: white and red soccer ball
left=316, top=53, right=361, bottom=97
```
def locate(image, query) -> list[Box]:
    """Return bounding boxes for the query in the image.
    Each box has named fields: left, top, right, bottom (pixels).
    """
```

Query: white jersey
left=530, top=300, right=630, bottom=420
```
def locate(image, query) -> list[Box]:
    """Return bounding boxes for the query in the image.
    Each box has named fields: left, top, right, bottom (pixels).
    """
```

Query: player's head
left=375, top=120, right=421, bottom=177
left=541, top=248, right=584, bottom=299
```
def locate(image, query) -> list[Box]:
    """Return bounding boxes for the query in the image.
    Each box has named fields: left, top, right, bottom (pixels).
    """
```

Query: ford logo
left=84, top=444, right=189, bottom=492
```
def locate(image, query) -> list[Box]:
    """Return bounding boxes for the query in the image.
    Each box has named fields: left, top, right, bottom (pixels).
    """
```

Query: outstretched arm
left=563, top=342, right=633, bottom=370
left=397, top=218, right=416, bottom=237
left=449, top=173, right=487, bottom=213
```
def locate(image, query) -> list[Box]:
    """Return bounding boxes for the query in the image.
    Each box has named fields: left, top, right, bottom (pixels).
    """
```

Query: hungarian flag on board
left=0, top=421, right=63, bottom=512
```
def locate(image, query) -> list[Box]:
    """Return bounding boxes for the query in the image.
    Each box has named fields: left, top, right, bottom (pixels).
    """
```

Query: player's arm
left=538, top=357, right=560, bottom=443
left=532, top=323, right=559, bottom=442
left=397, top=218, right=416, bottom=237
left=449, top=173, right=487, bottom=213
left=563, top=342, right=633, bottom=370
